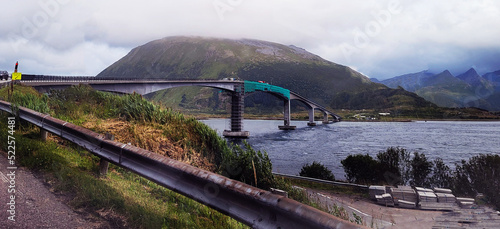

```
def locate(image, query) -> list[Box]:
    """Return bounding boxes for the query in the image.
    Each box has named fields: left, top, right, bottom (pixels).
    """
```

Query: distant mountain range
left=98, top=36, right=435, bottom=112
left=373, top=68, right=500, bottom=111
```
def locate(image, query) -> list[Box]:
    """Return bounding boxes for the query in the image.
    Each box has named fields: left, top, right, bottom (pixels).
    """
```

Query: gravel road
left=0, top=154, right=105, bottom=229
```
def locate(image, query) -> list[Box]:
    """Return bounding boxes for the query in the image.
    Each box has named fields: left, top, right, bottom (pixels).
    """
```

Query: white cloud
left=1, top=0, right=499, bottom=79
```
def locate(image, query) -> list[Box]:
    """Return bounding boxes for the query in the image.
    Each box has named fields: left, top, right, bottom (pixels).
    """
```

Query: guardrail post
left=40, top=129, right=48, bottom=141
left=99, top=133, right=114, bottom=176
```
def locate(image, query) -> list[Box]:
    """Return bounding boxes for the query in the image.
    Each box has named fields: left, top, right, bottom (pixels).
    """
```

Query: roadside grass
left=0, top=85, right=246, bottom=228
left=281, top=177, right=369, bottom=199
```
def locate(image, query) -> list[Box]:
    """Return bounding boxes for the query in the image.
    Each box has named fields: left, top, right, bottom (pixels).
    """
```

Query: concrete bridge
left=17, top=75, right=341, bottom=137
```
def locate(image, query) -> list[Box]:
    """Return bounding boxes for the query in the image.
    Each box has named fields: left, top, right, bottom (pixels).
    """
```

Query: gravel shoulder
left=0, top=154, right=107, bottom=228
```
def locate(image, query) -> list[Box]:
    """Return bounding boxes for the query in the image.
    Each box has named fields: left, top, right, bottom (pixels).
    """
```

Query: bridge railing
left=19, top=75, right=245, bottom=83
left=0, top=100, right=359, bottom=229
left=290, top=91, right=342, bottom=121
left=244, top=81, right=291, bottom=100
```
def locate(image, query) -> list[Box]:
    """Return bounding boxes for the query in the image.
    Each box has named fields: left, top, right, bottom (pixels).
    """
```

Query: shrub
left=429, top=158, right=453, bottom=188
left=299, top=161, right=335, bottom=181
left=341, top=154, right=378, bottom=184
left=409, top=152, right=433, bottom=187
left=376, top=147, right=411, bottom=185
left=453, top=154, right=500, bottom=210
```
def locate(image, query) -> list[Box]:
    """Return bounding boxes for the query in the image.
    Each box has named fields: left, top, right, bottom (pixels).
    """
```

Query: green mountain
left=414, top=70, right=474, bottom=108
left=97, top=36, right=432, bottom=113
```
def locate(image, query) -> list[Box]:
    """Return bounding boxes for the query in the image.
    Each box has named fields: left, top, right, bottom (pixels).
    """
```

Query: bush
left=430, top=158, right=453, bottom=188
left=342, top=148, right=433, bottom=186
left=409, top=152, right=433, bottom=187
left=341, top=154, right=378, bottom=184
left=376, top=147, right=411, bottom=185
left=453, top=154, right=500, bottom=210
left=299, top=161, right=335, bottom=181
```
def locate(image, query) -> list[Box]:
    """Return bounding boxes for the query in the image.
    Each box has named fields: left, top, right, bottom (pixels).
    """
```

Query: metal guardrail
left=0, top=100, right=361, bottom=229
left=273, top=173, right=368, bottom=190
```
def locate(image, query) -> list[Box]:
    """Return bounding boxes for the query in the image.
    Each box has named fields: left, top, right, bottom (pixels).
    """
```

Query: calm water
left=202, top=120, right=500, bottom=180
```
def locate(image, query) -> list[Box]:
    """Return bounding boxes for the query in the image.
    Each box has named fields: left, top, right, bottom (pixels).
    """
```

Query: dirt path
left=0, top=154, right=106, bottom=228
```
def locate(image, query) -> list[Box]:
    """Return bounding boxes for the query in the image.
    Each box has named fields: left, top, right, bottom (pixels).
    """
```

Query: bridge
left=14, top=75, right=341, bottom=137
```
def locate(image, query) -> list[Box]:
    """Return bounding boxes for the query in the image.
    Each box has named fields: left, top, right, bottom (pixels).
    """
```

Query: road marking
left=348, top=206, right=370, bottom=217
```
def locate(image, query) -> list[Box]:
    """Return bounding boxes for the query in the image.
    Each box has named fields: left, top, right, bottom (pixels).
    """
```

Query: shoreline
left=197, top=116, right=500, bottom=122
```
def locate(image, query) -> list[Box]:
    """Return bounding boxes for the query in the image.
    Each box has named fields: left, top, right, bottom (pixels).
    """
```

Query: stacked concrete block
left=369, top=186, right=386, bottom=200
left=415, top=187, right=434, bottom=193
left=397, top=199, right=417, bottom=209
left=416, top=187, right=438, bottom=203
left=391, top=186, right=417, bottom=204
left=376, top=193, right=395, bottom=207
left=456, top=197, right=476, bottom=208
left=433, top=187, right=453, bottom=194
left=436, top=193, right=456, bottom=203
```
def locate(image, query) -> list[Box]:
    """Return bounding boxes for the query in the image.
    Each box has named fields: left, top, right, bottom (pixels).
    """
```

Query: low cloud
left=1, top=0, right=499, bottom=79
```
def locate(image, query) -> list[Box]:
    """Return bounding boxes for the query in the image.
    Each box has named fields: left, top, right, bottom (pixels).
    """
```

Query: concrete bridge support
left=323, top=112, right=331, bottom=124
left=223, top=90, right=250, bottom=138
left=279, top=100, right=296, bottom=130
left=307, top=108, right=316, bottom=126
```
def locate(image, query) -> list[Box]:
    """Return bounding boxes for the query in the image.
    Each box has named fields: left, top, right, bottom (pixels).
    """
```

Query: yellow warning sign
left=12, top=72, right=22, bottom=80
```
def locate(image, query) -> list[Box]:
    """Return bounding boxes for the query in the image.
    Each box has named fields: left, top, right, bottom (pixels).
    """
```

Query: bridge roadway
left=15, top=76, right=341, bottom=138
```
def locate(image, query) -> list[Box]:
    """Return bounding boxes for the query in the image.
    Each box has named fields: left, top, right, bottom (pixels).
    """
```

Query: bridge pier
left=223, top=91, right=250, bottom=138
left=322, top=113, right=331, bottom=124
left=307, top=108, right=316, bottom=126
left=279, top=100, right=296, bottom=130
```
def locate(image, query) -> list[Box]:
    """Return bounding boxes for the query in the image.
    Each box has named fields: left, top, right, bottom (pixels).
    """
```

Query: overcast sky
left=1, top=0, right=499, bottom=80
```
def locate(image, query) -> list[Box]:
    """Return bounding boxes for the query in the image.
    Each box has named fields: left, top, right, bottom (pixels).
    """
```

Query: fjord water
left=202, top=120, right=500, bottom=180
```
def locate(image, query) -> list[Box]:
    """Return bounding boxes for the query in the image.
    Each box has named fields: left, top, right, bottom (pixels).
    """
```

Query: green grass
left=0, top=85, right=247, bottom=228
left=0, top=123, right=245, bottom=228
left=280, top=177, right=369, bottom=199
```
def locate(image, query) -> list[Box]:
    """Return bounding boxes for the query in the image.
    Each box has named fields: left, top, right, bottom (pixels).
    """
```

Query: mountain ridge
left=375, top=68, right=500, bottom=111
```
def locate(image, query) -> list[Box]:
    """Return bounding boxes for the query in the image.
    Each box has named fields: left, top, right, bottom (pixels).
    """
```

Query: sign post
left=10, top=62, right=20, bottom=98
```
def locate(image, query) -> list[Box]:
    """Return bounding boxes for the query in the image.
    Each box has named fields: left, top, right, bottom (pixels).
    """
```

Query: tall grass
left=49, top=85, right=230, bottom=166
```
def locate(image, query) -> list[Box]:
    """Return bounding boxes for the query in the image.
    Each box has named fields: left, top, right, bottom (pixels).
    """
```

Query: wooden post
left=99, top=133, right=114, bottom=176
